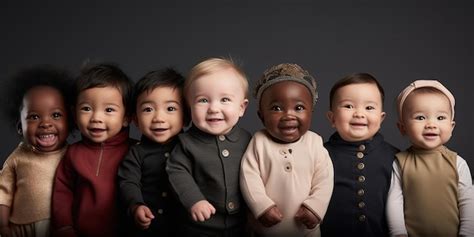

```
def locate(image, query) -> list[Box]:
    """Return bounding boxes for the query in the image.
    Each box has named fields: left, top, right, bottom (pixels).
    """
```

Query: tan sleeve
left=0, top=151, right=18, bottom=207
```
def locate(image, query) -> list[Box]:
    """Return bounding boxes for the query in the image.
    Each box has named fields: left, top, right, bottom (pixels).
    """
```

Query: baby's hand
left=258, top=206, right=283, bottom=227
left=294, top=205, right=320, bottom=229
left=190, top=200, right=216, bottom=222
left=133, top=205, right=155, bottom=229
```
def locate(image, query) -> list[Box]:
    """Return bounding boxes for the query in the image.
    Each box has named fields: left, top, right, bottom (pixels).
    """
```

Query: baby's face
left=327, top=83, right=385, bottom=142
left=259, top=81, right=312, bottom=143
left=399, top=91, right=454, bottom=150
left=187, top=68, right=248, bottom=135
left=135, top=86, right=184, bottom=144
left=75, top=86, right=127, bottom=143
left=20, top=86, right=68, bottom=152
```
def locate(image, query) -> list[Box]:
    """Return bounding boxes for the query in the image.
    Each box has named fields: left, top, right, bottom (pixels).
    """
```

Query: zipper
left=96, top=143, right=104, bottom=176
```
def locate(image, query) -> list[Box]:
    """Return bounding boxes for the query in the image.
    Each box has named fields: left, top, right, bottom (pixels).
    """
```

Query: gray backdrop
left=1, top=1, right=473, bottom=178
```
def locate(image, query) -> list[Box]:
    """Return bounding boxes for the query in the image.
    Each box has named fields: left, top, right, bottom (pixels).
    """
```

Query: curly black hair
left=1, top=65, right=75, bottom=134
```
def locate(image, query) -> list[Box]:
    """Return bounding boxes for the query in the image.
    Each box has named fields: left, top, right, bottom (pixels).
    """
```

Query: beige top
left=240, top=130, right=334, bottom=237
left=396, top=146, right=459, bottom=237
left=0, top=142, right=66, bottom=224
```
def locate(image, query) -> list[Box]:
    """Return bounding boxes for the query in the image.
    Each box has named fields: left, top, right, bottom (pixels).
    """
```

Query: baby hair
left=75, top=62, right=134, bottom=117
left=329, top=73, right=385, bottom=110
left=185, top=57, right=249, bottom=99
left=133, top=67, right=189, bottom=124
left=2, top=65, right=74, bottom=133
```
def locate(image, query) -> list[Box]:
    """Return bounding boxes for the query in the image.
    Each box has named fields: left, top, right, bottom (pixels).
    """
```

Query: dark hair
left=133, top=67, right=190, bottom=125
left=1, top=65, right=74, bottom=133
left=75, top=62, right=134, bottom=117
left=329, top=73, right=385, bottom=109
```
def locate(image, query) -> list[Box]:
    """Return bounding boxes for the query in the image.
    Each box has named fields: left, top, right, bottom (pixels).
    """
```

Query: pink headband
left=397, top=80, right=455, bottom=121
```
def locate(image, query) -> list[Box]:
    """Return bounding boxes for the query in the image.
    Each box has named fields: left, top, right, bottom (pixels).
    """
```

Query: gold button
left=228, top=202, right=235, bottom=210
left=358, top=175, right=366, bottom=182
left=284, top=162, right=292, bottom=172
left=357, top=189, right=365, bottom=196
left=359, top=215, right=366, bottom=222
left=358, top=144, right=366, bottom=151
left=222, top=149, right=229, bottom=157
left=356, top=152, right=364, bottom=159
left=357, top=163, right=365, bottom=170
left=358, top=202, right=365, bottom=208
left=218, top=135, right=226, bottom=141
left=162, top=192, right=167, bottom=197
left=164, top=152, right=170, bottom=158
left=158, top=209, right=164, bottom=214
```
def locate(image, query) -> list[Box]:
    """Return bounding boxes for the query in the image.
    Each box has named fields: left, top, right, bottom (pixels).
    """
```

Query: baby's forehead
left=335, top=83, right=383, bottom=99
left=140, top=85, right=182, bottom=99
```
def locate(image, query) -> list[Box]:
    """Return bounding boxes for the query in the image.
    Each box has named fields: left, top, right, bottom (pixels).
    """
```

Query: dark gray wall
left=2, top=1, right=473, bottom=176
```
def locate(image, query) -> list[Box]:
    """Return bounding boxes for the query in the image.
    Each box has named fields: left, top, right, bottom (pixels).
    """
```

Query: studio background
left=1, top=1, right=473, bottom=178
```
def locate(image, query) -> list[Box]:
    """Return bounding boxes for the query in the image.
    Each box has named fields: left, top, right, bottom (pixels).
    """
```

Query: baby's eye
left=415, top=115, right=426, bottom=120
left=80, top=106, right=91, bottom=112
left=52, top=112, right=63, bottom=119
left=271, top=105, right=282, bottom=111
left=27, top=114, right=40, bottom=120
left=366, top=106, right=375, bottom=110
left=105, top=107, right=116, bottom=113
left=198, top=98, right=208, bottom=103
left=142, top=107, right=153, bottom=113
left=295, top=105, right=305, bottom=111
left=343, top=104, right=354, bottom=109
left=437, top=116, right=447, bottom=120
left=167, top=106, right=177, bottom=112
left=221, top=97, right=231, bottom=103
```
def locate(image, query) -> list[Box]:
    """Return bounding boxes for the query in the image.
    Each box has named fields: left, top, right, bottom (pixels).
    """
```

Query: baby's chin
left=28, top=141, right=66, bottom=152
left=339, top=133, right=376, bottom=142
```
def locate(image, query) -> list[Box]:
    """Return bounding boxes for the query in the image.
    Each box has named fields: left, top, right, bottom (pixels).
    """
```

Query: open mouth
left=423, top=133, right=438, bottom=139
left=350, top=123, right=367, bottom=128
left=36, top=134, right=58, bottom=147
left=206, top=118, right=223, bottom=122
left=279, top=126, right=298, bottom=135
left=88, top=128, right=106, bottom=136
left=151, top=128, right=168, bottom=133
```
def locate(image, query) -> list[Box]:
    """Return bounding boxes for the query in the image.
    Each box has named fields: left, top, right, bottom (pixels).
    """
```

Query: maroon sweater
left=52, top=129, right=132, bottom=237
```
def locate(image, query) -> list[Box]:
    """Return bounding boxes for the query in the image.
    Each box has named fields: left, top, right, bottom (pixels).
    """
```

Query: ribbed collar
left=328, top=132, right=384, bottom=153
left=187, top=124, right=241, bottom=144
left=82, top=128, right=130, bottom=149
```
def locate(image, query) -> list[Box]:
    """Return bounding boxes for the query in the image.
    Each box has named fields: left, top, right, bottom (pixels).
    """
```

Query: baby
left=240, top=63, right=334, bottom=237
left=386, top=80, right=474, bottom=236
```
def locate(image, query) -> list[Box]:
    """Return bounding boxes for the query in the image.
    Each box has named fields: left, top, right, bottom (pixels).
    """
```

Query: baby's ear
left=122, top=116, right=131, bottom=127
left=326, top=111, right=335, bottom=128
left=380, top=112, right=386, bottom=123
left=239, top=99, right=249, bottom=117
left=397, top=121, right=406, bottom=135
left=16, top=121, right=22, bottom=135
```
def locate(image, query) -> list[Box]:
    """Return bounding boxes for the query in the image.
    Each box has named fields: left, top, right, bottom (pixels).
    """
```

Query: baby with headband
left=386, top=80, right=474, bottom=237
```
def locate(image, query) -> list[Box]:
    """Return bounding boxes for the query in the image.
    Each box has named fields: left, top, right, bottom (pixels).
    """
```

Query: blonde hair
left=185, top=58, right=249, bottom=100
